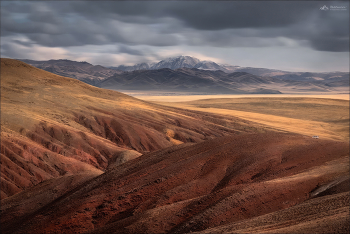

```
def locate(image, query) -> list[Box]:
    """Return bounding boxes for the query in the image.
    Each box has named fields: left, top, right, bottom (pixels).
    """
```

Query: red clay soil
left=1, top=132, right=348, bottom=234
left=0, top=172, right=102, bottom=226
left=1, top=58, right=262, bottom=199
left=198, top=192, right=349, bottom=233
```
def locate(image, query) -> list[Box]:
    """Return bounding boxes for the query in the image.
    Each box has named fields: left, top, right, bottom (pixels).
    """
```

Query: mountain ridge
left=98, top=67, right=343, bottom=94
left=17, top=56, right=349, bottom=94
left=110, top=55, right=235, bottom=73
left=19, top=58, right=123, bottom=86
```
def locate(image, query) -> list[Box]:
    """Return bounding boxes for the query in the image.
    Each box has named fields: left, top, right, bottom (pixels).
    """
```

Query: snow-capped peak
left=151, top=56, right=201, bottom=70
left=114, top=55, right=238, bottom=72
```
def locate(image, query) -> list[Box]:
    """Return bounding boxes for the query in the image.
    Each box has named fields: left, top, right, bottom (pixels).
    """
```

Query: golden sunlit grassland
left=142, top=95, right=349, bottom=142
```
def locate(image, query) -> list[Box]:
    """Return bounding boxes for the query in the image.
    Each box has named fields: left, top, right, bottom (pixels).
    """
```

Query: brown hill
left=20, top=59, right=123, bottom=86
left=1, top=132, right=348, bottom=234
left=198, top=191, right=349, bottom=233
left=0, top=58, right=262, bottom=199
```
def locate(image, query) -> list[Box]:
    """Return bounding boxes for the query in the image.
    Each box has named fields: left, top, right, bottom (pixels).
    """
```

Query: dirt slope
left=1, top=58, right=262, bottom=199
left=198, top=192, right=349, bottom=233
left=0, top=172, right=102, bottom=226
left=1, top=132, right=348, bottom=234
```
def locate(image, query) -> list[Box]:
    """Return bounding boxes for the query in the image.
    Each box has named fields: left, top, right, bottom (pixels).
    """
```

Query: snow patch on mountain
left=151, top=56, right=200, bottom=70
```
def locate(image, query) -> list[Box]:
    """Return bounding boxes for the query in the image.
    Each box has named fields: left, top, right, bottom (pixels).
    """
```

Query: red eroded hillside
left=1, top=132, right=348, bottom=233
left=1, top=58, right=262, bottom=199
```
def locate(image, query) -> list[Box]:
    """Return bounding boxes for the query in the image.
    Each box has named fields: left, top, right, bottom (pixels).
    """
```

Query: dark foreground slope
left=198, top=191, right=349, bottom=233
left=1, top=59, right=261, bottom=199
left=1, top=132, right=348, bottom=233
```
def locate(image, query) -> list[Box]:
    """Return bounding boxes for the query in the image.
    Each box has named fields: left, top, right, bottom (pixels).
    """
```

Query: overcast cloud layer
left=1, top=1, right=349, bottom=72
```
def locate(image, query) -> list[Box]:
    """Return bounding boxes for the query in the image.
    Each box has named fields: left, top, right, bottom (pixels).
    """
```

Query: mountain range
left=109, top=55, right=272, bottom=75
left=19, top=56, right=348, bottom=94
left=100, top=68, right=283, bottom=94
left=99, top=67, right=350, bottom=94
left=19, top=59, right=122, bottom=86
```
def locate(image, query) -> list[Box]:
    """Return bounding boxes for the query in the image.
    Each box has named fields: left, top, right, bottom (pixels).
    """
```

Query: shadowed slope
left=1, top=59, right=261, bottom=199
left=198, top=192, right=349, bottom=234
left=0, top=172, right=102, bottom=227
left=1, top=132, right=348, bottom=234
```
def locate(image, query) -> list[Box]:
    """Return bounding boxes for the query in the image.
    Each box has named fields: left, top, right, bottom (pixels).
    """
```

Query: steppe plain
left=137, top=94, right=349, bottom=142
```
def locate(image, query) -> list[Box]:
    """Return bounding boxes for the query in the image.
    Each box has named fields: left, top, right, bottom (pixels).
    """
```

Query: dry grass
left=137, top=94, right=349, bottom=102
left=152, top=97, right=349, bottom=141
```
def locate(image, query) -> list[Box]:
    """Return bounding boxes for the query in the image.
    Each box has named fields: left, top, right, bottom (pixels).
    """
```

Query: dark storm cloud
left=310, top=37, right=349, bottom=52
left=118, top=45, right=144, bottom=56
left=0, top=1, right=181, bottom=47
left=1, top=43, right=20, bottom=58
left=60, top=1, right=317, bottom=29
left=68, top=1, right=159, bottom=17
left=12, top=39, right=34, bottom=47
left=1, top=1, right=349, bottom=52
left=307, top=10, right=349, bottom=52
left=167, top=1, right=314, bottom=30
left=165, top=1, right=349, bottom=52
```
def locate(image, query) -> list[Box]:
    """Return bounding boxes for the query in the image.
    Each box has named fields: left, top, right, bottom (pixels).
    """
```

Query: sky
left=1, top=1, right=349, bottom=72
